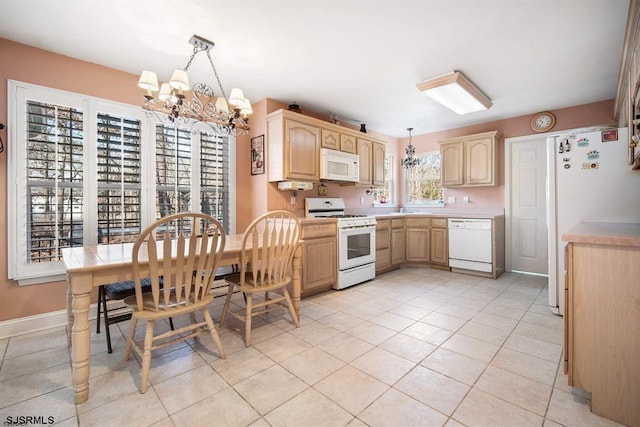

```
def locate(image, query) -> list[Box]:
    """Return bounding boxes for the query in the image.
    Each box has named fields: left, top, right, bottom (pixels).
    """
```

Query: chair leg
left=244, top=293, right=252, bottom=347
left=102, top=288, right=113, bottom=354
left=202, top=309, right=226, bottom=359
left=283, top=289, right=299, bottom=327
left=139, top=320, right=154, bottom=394
left=96, top=286, right=103, bottom=334
left=219, top=283, right=235, bottom=327
left=124, top=317, right=138, bottom=361
left=264, top=291, right=270, bottom=312
left=169, top=317, right=175, bottom=331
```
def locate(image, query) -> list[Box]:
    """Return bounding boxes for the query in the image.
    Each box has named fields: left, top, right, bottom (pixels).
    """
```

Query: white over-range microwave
left=320, top=148, right=359, bottom=183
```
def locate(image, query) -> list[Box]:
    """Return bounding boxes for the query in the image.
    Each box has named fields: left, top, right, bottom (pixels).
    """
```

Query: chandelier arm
left=206, top=50, right=227, bottom=99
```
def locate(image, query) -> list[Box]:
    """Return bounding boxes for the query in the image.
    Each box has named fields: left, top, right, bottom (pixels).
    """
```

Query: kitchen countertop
left=562, top=221, right=640, bottom=247
left=373, top=212, right=504, bottom=220
left=299, top=217, right=337, bottom=225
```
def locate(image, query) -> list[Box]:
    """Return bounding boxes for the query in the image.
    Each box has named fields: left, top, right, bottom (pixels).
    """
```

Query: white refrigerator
left=547, top=127, right=640, bottom=315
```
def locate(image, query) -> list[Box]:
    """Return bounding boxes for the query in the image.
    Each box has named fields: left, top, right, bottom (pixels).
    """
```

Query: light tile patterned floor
left=0, top=268, right=626, bottom=427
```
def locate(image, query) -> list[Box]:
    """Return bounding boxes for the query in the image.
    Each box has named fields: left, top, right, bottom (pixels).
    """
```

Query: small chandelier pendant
left=402, top=127, right=420, bottom=169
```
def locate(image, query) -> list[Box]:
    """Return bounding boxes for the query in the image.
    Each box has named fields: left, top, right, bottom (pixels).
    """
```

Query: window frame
left=404, top=150, right=444, bottom=207
left=8, top=80, right=236, bottom=285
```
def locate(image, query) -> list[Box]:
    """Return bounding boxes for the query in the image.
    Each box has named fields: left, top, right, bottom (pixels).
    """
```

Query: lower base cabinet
left=301, top=222, right=337, bottom=296
left=430, top=217, right=448, bottom=265
left=564, top=225, right=640, bottom=427
left=390, top=219, right=405, bottom=265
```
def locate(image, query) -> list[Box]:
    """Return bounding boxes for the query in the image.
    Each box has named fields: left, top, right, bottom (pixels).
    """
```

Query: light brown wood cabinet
left=405, top=217, right=430, bottom=262
left=321, top=128, right=339, bottom=150
left=372, top=141, right=385, bottom=187
left=267, top=110, right=320, bottom=182
left=375, top=219, right=391, bottom=272
left=356, top=138, right=385, bottom=187
left=356, top=138, right=373, bottom=186
left=340, top=133, right=357, bottom=153
left=301, top=221, right=337, bottom=296
left=390, top=218, right=405, bottom=265
left=563, top=223, right=640, bottom=427
left=440, top=131, right=500, bottom=187
left=430, top=217, right=448, bottom=265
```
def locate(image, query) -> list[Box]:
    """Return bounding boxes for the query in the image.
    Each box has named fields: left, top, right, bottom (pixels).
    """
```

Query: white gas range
left=305, top=198, right=376, bottom=290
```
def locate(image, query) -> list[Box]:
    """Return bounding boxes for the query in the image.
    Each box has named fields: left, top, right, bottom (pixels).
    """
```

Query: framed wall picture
left=251, top=135, right=265, bottom=175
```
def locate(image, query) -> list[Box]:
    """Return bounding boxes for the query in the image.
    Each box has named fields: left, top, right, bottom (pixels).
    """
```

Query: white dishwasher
left=448, top=218, right=493, bottom=273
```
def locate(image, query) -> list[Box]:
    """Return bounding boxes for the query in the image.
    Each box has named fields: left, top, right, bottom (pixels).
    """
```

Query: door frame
left=504, top=131, right=564, bottom=273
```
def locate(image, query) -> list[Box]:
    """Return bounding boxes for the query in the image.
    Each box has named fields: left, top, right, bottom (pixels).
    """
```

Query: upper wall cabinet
left=439, top=130, right=500, bottom=187
left=267, top=109, right=390, bottom=183
left=355, top=138, right=386, bottom=187
left=340, top=133, right=357, bottom=154
left=267, top=110, right=320, bottom=182
left=321, top=128, right=339, bottom=150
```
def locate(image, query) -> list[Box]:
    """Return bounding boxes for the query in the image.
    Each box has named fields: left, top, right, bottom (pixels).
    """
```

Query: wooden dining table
left=61, top=234, right=302, bottom=404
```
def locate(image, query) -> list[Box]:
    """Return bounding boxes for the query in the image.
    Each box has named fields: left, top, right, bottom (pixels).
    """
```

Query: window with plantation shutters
left=25, top=100, right=84, bottom=264
left=200, top=132, right=230, bottom=231
left=97, top=113, right=142, bottom=244
left=155, top=124, right=192, bottom=218
left=8, top=81, right=236, bottom=285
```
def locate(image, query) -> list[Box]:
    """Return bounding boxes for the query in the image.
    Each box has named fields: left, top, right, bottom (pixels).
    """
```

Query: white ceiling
left=0, top=0, right=630, bottom=137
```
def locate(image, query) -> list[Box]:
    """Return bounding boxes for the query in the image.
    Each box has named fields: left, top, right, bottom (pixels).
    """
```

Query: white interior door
left=506, top=136, right=548, bottom=275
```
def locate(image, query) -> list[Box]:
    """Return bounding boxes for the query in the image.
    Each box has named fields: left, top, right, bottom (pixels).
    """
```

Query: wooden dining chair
left=123, top=212, right=227, bottom=393
left=220, top=210, right=301, bottom=346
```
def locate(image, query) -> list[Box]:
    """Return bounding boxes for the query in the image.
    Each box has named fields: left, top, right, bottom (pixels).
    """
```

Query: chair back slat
left=132, top=212, right=226, bottom=313
left=240, top=210, right=300, bottom=290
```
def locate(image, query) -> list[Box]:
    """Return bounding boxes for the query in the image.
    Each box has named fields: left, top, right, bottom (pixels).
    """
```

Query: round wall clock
left=530, top=111, right=556, bottom=133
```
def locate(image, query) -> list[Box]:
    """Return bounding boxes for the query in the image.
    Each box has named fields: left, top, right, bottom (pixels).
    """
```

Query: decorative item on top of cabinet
left=267, top=110, right=320, bottom=182
left=439, top=130, right=500, bottom=187
left=301, top=221, right=337, bottom=296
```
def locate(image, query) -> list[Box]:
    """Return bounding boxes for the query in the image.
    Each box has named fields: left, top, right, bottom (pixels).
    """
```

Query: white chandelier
left=137, top=35, right=252, bottom=135
left=401, top=127, right=420, bottom=169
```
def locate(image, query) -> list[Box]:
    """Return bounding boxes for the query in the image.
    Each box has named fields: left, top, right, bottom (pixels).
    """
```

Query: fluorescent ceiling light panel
left=416, top=71, right=492, bottom=115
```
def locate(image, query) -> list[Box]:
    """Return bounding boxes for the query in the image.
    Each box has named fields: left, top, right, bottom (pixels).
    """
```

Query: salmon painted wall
left=395, top=100, right=616, bottom=210
left=0, top=38, right=257, bottom=322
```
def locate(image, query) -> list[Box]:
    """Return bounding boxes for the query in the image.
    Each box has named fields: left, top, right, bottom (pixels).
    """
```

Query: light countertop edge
left=562, top=222, right=640, bottom=247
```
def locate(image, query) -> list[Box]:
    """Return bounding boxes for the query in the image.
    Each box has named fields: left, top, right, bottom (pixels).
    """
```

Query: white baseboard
left=0, top=301, right=119, bottom=340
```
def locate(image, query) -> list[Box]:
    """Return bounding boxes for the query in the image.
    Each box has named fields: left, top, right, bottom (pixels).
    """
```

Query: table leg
left=66, top=277, right=73, bottom=346
left=291, top=245, right=302, bottom=318
left=69, top=273, right=92, bottom=404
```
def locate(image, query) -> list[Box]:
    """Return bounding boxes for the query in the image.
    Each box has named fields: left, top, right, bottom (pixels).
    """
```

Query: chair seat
left=123, top=292, right=214, bottom=320
left=103, top=278, right=152, bottom=300
left=225, top=273, right=292, bottom=293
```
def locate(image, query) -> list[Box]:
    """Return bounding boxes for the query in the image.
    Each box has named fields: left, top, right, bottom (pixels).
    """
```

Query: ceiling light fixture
left=137, top=35, right=252, bottom=135
left=416, top=71, right=492, bottom=115
left=401, top=127, right=420, bottom=169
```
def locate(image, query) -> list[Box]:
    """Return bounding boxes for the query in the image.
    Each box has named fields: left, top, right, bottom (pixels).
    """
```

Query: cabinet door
left=321, top=128, right=339, bottom=150
left=285, top=119, right=320, bottom=181
left=465, top=137, right=494, bottom=185
left=376, top=219, right=390, bottom=250
left=357, top=138, right=373, bottom=185
left=430, top=227, right=448, bottom=265
left=302, top=236, right=337, bottom=292
left=405, top=228, right=430, bottom=262
left=376, top=248, right=391, bottom=272
left=391, top=228, right=405, bottom=264
left=340, top=133, right=357, bottom=153
left=441, top=142, right=464, bottom=186
left=372, top=142, right=386, bottom=187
